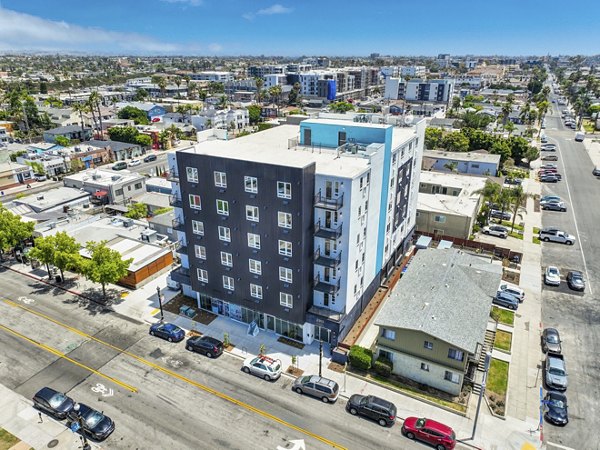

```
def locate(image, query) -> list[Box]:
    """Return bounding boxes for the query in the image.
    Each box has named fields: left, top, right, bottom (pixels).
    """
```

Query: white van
left=575, top=131, right=585, bottom=142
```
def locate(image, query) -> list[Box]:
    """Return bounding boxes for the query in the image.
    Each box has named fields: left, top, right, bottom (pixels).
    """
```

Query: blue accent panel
left=375, top=127, right=394, bottom=272
left=299, top=121, right=387, bottom=147
left=326, top=80, right=337, bottom=101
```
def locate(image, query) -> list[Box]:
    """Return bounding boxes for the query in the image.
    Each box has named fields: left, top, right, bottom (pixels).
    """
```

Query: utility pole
left=318, top=340, right=323, bottom=377
left=156, top=285, right=164, bottom=321
left=471, top=351, right=492, bottom=440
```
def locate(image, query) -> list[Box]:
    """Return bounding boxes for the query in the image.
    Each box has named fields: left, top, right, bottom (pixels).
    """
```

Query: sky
left=0, top=0, right=599, bottom=56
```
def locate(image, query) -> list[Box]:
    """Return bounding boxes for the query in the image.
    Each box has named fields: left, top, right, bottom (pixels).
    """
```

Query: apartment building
left=169, top=116, right=425, bottom=346
left=405, top=79, right=455, bottom=103
left=401, top=66, right=427, bottom=78
left=189, top=71, right=234, bottom=83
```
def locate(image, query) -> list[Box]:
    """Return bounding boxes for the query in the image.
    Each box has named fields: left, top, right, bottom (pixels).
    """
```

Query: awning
left=438, top=240, right=454, bottom=249
left=93, top=190, right=108, bottom=198
left=415, top=235, right=432, bottom=249
left=106, top=204, right=128, bottom=213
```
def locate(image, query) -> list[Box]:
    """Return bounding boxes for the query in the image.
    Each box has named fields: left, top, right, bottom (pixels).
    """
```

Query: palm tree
left=268, top=85, right=282, bottom=106
left=475, top=180, right=501, bottom=224
left=87, top=91, right=103, bottom=140
left=72, top=102, right=88, bottom=139
left=504, top=121, right=516, bottom=136
left=443, top=162, right=459, bottom=173
left=254, top=77, right=264, bottom=103
left=508, top=185, right=533, bottom=232
left=157, top=77, right=168, bottom=99
left=173, top=76, right=182, bottom=100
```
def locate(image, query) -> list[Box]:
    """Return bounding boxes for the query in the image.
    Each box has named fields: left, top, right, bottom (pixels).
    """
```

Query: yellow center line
left=2, top=299, right=346, bottom=449
left=0, top=323, right=138, bottom=393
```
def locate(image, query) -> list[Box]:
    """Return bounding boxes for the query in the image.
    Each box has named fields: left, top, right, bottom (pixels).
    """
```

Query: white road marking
left=551, top=136, right=593, bottom=295
left=546, top=442, right=577, bottom=450
left=277, top=439, right=306, bottom=450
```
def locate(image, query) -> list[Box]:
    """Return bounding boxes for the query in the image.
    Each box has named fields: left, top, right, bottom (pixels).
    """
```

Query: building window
left=278, top=211, right=292, bottom=229
left=381, top=328, right=396, bottom=340
left=448, top=348, right=464, bottom=361
left=444, top=371, right=460, bottom=384
left=424, top=341, right=433, bottom=350
left=280, top=292, right=293, bottom=308
left=134, top=182, right=142, bottom=189
left=216, top=199, right=229, bottom=216
left=434, top=215, right=446, bottom=223
left=249, top=259, right=262, bottom=275
left=115, top=188, right=123, bottom=196
left=250, top=284, right=263, bottom=299
left=186, top=167, right=198, bottom=183
left=246, top=205, right=259, bottom=222
left=247, top=233, right=260, bottom=249
left=220, top=251, right=233, bottom=267
left=197, top=268, right=208, bottom=282
left=379, top=349, right=393, bottom=362
left=214, top=171, right=227, bottom=188
left=218, top=226, right=231, bottom=242
left=245, top=176, right=258, bottom=193
left=279, top=267, right=293, bottom=283
left=421, top=363, right=430, bottom=372
left=222, top=275, right=234, bottom=291
left=278, top=240, right=292, bottom=257
left=192, top=220, right=204, bottom=235
left=195, top=245, right=206, bottom=260
left=277, top=181, right=292, bottom=199
left=189, top=194, right=202, bottom=210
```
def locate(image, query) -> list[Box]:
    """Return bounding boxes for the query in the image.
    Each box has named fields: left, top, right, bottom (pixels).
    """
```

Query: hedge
left=349, top=345, right=373, bottom=371
left=373, top=357, right=393, bottom=378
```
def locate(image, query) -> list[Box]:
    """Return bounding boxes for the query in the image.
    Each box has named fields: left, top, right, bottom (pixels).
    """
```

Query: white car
left=242, top=355, right=282, bottom=381
left=545, top=266, right=561, bottom=286
left=128, top=159, right=141, bottom=167
left=482, top=225, right=508, bottom=239
left=499, top=283, right=525, bottom=302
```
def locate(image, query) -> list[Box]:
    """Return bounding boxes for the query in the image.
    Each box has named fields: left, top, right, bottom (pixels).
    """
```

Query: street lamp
left=156, top=285, right=164, bottom=322
left=318, top=340, right=323, bottom=377
left=72, top=403, right=91, bottom=450
left=471, top=351, right=492, bottom=440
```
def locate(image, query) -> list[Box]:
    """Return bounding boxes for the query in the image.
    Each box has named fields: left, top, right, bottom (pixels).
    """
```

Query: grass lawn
left=509, top=231, right=524, bottom=240
left=499, top=220, right=524, bottom=231
left=494, top=330, right=512, bottom=352
left=533, top=236, right=541, bottom=244
left=533, top=227, right=540, bottom=234
left=0, top=428, right=19, bottom=450
left=583, top=119, right=596, bottom=134
left=491, top=306, right=515, bottom=326
left=487, top=359, right=509, bottom=398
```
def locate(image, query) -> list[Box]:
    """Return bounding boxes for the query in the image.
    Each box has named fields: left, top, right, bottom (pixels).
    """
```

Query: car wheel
left=567, top=241, right=573, bottom=245
left=543, top=237, right=549, bottom=242
left=483, top=231, right=489, bottom=235
left=186, top=345, right=193, bottom=351
left=406, top=432, right=415, bottom=440
left=242, top=366, right=250, bottom=374
left=378, top=418, right=388, bottom=427
left=511, top=305, right=517, bottom=310
left=168, top=337, right=173, bottom=342
left=150, top=331, right=155, bottom=336
left=264, top=374, right=271, bottom=381
left=321, top=397, right=329, bottom=403
left=561, top=208, right=566, bottom=212
left=349, top=407, right=358, bottom=415
left=436, top=445, right=447, bottom=450
left=206, top=351, right=213, bottom=358
left=295, top=388, right=303, bottom=395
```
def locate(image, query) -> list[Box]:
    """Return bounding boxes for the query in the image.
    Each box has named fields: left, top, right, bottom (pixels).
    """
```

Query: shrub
left=373, top=357, right=393, bottom=378
left=348, top=345, right=373, bottom=371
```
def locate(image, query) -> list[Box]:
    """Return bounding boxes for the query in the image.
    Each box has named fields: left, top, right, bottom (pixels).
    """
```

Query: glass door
left=266, top=314, right=275, bottom=332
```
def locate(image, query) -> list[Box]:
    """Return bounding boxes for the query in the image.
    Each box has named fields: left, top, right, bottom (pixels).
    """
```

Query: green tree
left=254, top=78, right=264, bottom=103
left=329, top=101, right=355, bottom=113
left=443, top=162, right=459, bottom=173
left=84, top=241, right=133, bottom=300
left=424, top=127, right=443, bottom=149
left=524, top=146, right=540, bottom=167
left=26, top=161, right=45, bottom=175
left=125, top=202, right=148, bottom=219
left=87, top=91, right=103, bottom=140
left=54, top=135, right=71, bottom=147
left=28, top=235, right=55, bottom=279
left=441, top=131, right=470, bottom=152
left=72, top=102, right=89, bottom=139
left=490, top=139, right=512, bottom=164
left=133, top=88, right=149, bottom=102
left=460, top=111, right=493, bottom=129
left=504, top=121, right=516, bottom=136
left=288, top=82, right=301, bottom=106
left=247, top=104, right=262, bottom=125
left=52, top=232, right=81, bottom=281
left=268, top=84, right=283, bottom=106
left=0, top=207, right=35, bottom=260
left=118, top=106, right=149, bottom=125
left=507, top=186, right=533, bottom=233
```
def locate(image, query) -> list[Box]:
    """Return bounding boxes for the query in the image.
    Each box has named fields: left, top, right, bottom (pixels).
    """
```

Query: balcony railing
left=167, top=166, right=179, bottom=182
left=170, top=267, right=191, bottom=285
left=176, top=241, right=188, bottom=255
left=313, top=274, right=341, bottom=294
left=314, top=192, right=344, bottom=210
left=172, top=219, right=185, bottom=231
left=169, top=194, right=183, bottom=208
left=314, top=220, right=343, bottom=240
left=313, top=247, right=342, bottom=268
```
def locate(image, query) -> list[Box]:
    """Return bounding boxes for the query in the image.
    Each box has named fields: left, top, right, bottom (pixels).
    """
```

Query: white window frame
left=189, top=194, right=201, bottom=210
left=249, top=259, right=262, bottom=275
left=214, top=171, right=227, bottom=188
left=216, top=199, right=229, bottom=216
left=218, top=226, right=231, bottom=242
left=381, top=328, right=396, bottom=340
left=421, top=363, right=430, bottom=372
left=424, top=341, right=433, bottom=350
left=222, top=275, right=235, bottom=291
left=434, top=215, right=446, bottom=223
left=245, top=205, right=259, bottom=222
left=192, top=220, right=204, bottom=235
left=247, top=233, right=261, bottom=249
left=278, top=211, right=292, bottom=229
left=279, top=266, right=293, bottom=283
left=220, top=251, right=233, bottom=267
left=277, top=181, right=292, bottom=199
left=195, top=245, right=206, bottom=260
left=444, top=371, right=460, bottom=384
left=197, top=268, right=208, bottom=283
left=186, top=167, right=198, bottom=183
left=250, top=283, right=263, bottom=299
left=448, top=348, right=464, bottom=361
left=245, top=176, right=258, bottom=193
left=280, top=292, right=293, bottom=308
left=278, top=240, right=292, bottom=257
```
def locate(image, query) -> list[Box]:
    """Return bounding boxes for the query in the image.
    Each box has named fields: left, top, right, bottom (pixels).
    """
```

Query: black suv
left=143, top=154, right=157, bottom=163
left=185, top=335, right=224, bottom=358
left=346, top=394, right=397, bottom=427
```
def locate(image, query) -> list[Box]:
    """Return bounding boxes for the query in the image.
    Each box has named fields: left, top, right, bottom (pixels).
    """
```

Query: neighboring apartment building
left=0, top=162, right=33, bottom=190
left=422, top=150, right=500, bottom=176
left=169, top=116, right=425, bottom=346
left=374, top=248, right=502, bottom=395
left=63, top=168, right=146, bottom=205
left=43, top=125, right=93, bottom=144
left=191, top=109, right=249, bottom=131
left=401, top=66, right=427, bottom=78
left=190, top=71, right=234, bottom=82
left=416, top=171, right=487, bottom=240
left=405, top=79, right=455, bottom=104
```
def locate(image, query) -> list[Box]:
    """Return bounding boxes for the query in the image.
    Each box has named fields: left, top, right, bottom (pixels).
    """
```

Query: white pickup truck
left=539, top=229, right=575, bottom=245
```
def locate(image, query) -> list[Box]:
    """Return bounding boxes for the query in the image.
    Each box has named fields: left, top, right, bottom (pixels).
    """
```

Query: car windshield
left=548, top=269, right=559, bottom=276
left=49, top=393, right=67, bottom=408
left=546, top=334, right=559, bottom=343
left=84, top=411, right=104, bottom=428
left=549, top=368, right=565, bottom=376
left=550, top=399, right=566, bottom=408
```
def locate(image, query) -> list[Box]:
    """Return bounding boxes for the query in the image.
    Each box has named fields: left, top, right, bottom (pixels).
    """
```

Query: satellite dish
left=404, top=114, right=414, bottom=124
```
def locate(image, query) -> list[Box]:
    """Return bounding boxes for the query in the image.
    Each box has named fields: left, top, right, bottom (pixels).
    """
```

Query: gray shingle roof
left=375, top=248, right=502, bottom=353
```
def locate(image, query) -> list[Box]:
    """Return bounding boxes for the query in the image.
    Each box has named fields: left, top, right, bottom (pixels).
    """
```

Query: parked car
left=242, top=355, right=282, bottom=381
left=540, top=195, right=560, bottom=205
left=539, top=167, right=558, bottom=174
left=593, top=166, right=600, bottom=176
left=292, top=375, right=340, bottom=403
left=566, top=270, right=585, bottom=291
left=482, top=225, right=508, bottom=238
left=186, top=335, right=224, bottom=358
left=112, top=161, right=127, bottom=170
left=541, top=328, right=562, bottom=354
left=128, top=159, right=141, bottom=167
left=32, top=387, right=75, bottom=419
left=493, top=291, right=519, bottom=310
left=504, top=177, right=523, bottom=186
left=541, top=145, right=557, bottom=152
left=542, top=154, right=558, bottom=161
left=539, top=229, right=575, bottom=245
left=490, top=209, right=511, bottom=221
left=143, top=154, right=157, bottom=163
left=67, top=403, right=115, bottom=441
left=545, top=266, right=561, bottom=286
left=540, top=174, right=560, bottom=183
left=540, top=172, right=561, bottom=180
left=540, top=164, right=557, bottom=170
left=545, top=354, right=567, bottom=391
left=544, top=391, right=569, bottom=426
left=402, top=417, right=456, bottom=450
left=33, top=173, right=47, bottom=181
left=149, top=322, right=185, bottom=342
left=346, top=394, right=397, bottom=427
left=541, top=201, right=567, bottom=212
left=498, top=283, right=525, bottom=302
left=541, top=135, right=548, bottom=143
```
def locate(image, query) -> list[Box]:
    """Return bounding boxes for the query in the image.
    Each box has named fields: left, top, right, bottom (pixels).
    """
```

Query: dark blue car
left=33, top=387, right=75, bottom=419
left=493, top=291, right=519, bottom=310
left=149, top=322, right=185, bottom=342
left=67, top=403, right=115, bottom=441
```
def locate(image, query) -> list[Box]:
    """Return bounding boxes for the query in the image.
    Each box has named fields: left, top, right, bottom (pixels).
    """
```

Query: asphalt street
left=0, top=268, right=450, bottom=450
left=540, top=99, right=600, bottom=450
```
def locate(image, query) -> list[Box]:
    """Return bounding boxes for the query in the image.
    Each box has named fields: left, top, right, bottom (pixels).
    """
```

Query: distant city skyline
left=0, top=1, right=599, bottom=56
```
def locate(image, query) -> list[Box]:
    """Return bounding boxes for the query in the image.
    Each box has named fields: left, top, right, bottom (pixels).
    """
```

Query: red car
left=402, top=417, right=456, bottom=450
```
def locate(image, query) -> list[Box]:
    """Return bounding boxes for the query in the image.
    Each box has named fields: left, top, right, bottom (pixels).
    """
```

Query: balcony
left=314, top=220, right=343, bottom=240
left=172, top=219, right=185, bottom=231
left=314, top=192, right=344, bottom=211
left=176, top=241, right=188, bottom=255
left=313, top=274, right=341, bottom=295
left=167, top=167, right=179, bottom=182
left=169, top=194, right=183, bottom=208
left=170, top=267, right=191, bottom=285
left=313, top=247, right=342, bottom=268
